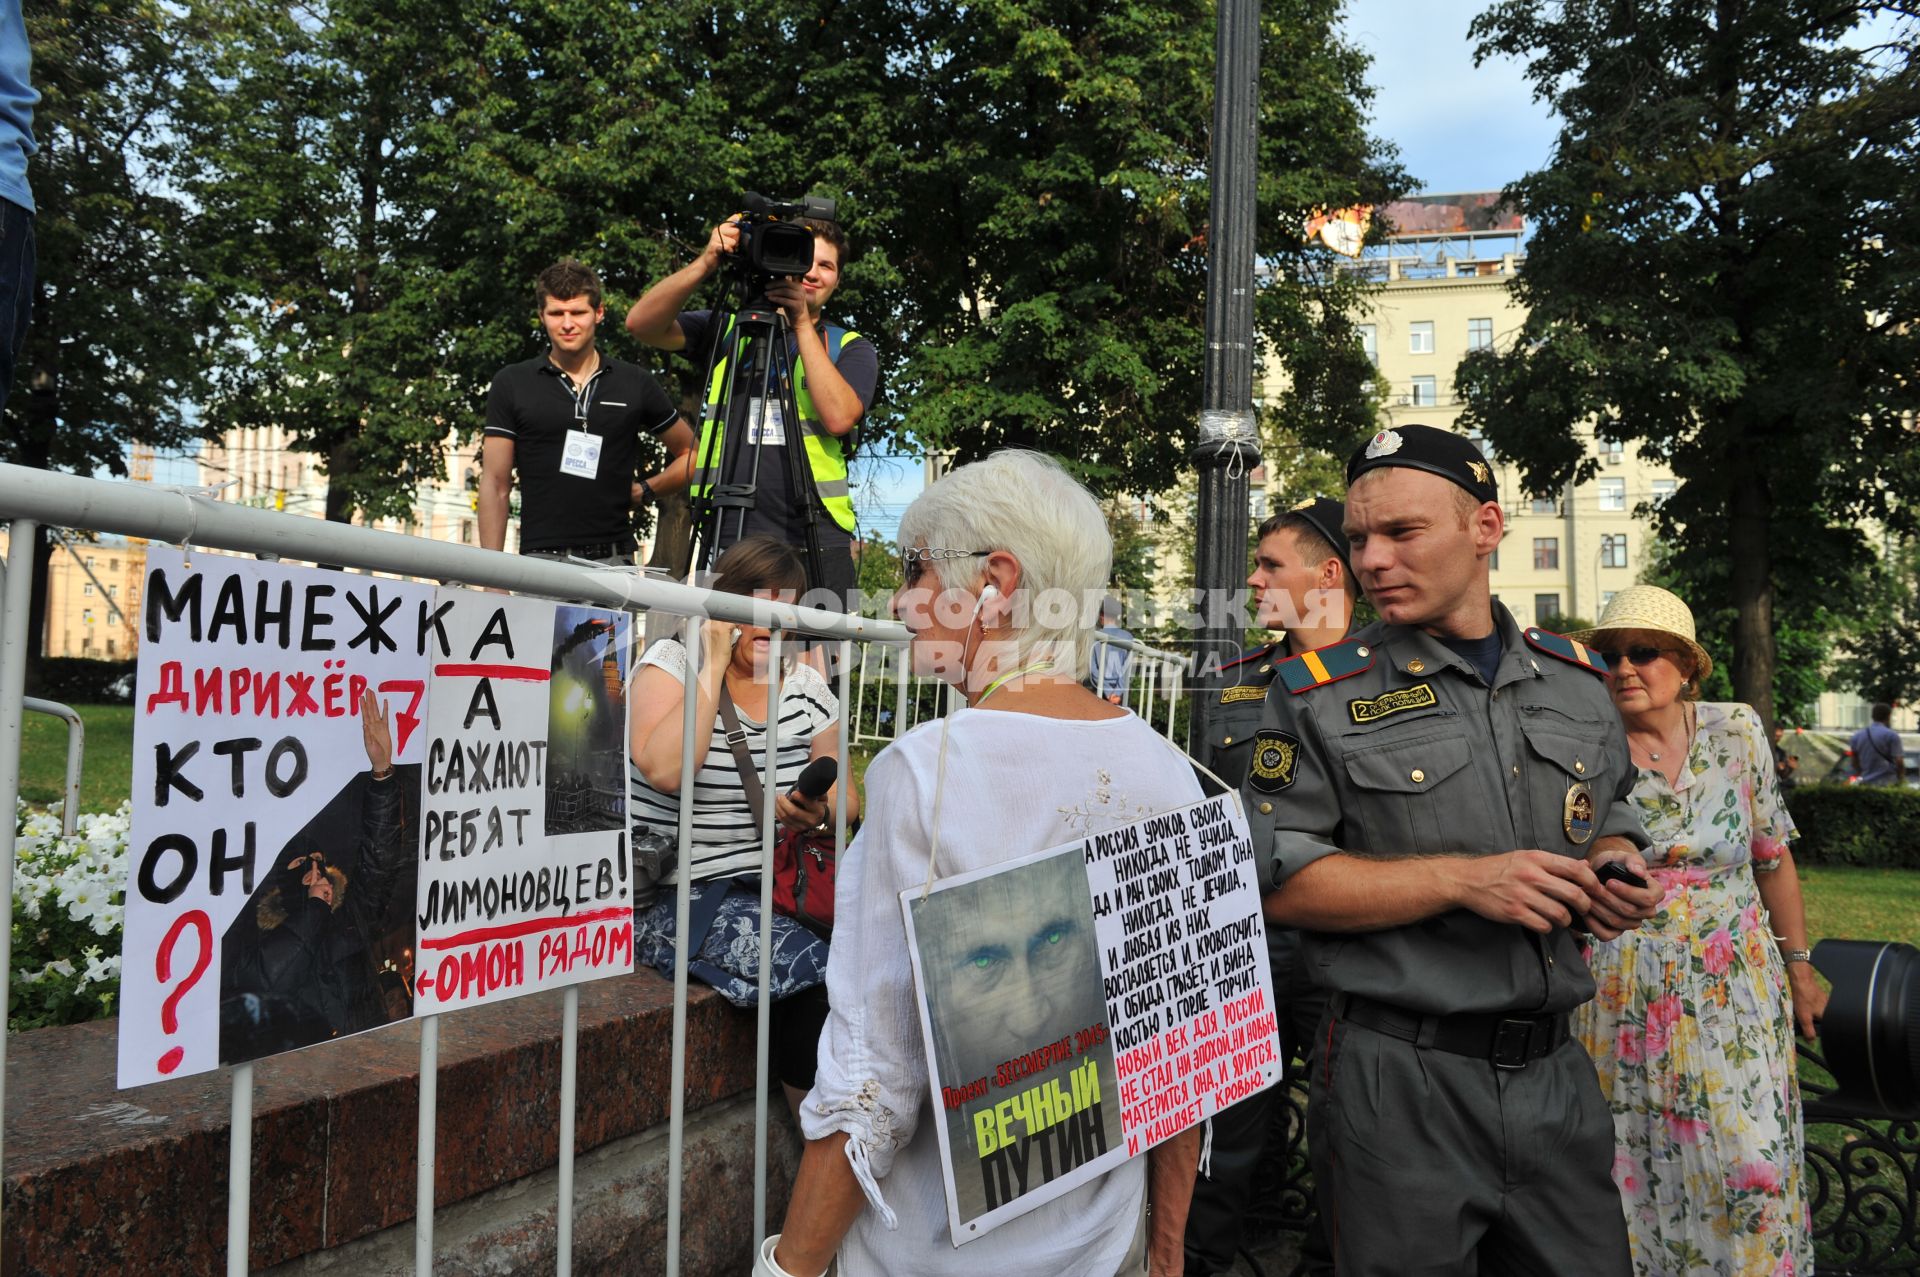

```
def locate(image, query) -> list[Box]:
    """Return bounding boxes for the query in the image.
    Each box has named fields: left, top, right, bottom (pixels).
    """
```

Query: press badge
left=746, top=398, right=787, bottom=446
left=560, top=429, right=602, bottom=479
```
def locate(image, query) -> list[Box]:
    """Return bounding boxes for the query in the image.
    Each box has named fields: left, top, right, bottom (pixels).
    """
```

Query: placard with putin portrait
left=901, top=794, right=1281, bottom=1243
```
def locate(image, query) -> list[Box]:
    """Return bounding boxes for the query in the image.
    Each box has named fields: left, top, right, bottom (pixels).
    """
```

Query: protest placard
left=901, top=794, right=1278, bottom=1243
left=413, top=592, right=634, bottom=1012
left=120, top=549, right=432, bottom=1088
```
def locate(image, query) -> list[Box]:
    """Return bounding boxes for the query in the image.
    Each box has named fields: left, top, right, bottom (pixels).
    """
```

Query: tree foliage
left=35, top=0, right=1401, bottom=541
left=1833, top=539, right=1920, bottom=708
left=6, top=0, right=207, bottom=676
left=890, top=0, right=1404, bottom=492
left=1456, top=0, right=1920, bottom=726
left=4, top=0, right=204, bottom=479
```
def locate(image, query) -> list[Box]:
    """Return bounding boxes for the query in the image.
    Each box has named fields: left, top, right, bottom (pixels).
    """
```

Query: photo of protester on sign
left=906, top=847, right=1123, bottom=1234
left=901, top=793, right=1281, bottom=1243
left=218, top=690, right=421, bottom=1063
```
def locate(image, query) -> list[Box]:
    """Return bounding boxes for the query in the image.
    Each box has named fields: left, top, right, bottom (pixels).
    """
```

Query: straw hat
left=1569, top=585, right=1713, bottom=683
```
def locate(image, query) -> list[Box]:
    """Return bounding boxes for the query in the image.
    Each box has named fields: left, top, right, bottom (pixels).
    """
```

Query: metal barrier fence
left=0, top=460, right=1193, bottom=1275
left=846, top=626, right=1186, bottom=747
left=1241, top=1042, right=1920, bottom=1276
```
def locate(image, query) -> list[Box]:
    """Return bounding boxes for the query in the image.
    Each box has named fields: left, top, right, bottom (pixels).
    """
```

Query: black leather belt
left=1332, top=992, right=1569, bottom=1070
left=524, top=538, right=636, bottom=561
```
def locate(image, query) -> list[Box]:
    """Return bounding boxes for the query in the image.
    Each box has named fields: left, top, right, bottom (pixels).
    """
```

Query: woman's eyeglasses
left=900, top=546, right=992, bottom=586
left=1593, top=644, right=1673, bottom=670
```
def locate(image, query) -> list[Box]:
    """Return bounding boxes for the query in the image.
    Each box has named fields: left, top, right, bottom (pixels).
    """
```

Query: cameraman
left=625, top=213, right=876, bottom=609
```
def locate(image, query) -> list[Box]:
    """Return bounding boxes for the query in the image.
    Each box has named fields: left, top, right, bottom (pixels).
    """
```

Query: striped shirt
left=629, top=639, right=839, bottom=882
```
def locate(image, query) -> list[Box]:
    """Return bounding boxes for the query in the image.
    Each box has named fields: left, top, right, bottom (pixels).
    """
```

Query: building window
left=1652, top=479, right=1677, bottom=505
left=1601, top=591, right=1617, bottom=609
left=82, top=608, right=93, bottom=625
left=107, top=584, right=118, bottom=598
left=1490, top=545, right=1500, bottom=571
left=1409, top=321, right=1435, bottom=355
left=110, top=558, right=119, bottom=571
left=1534, top=594, right=1561, bottom=625
left=1410, top=376, right=1437, bottom=407
left=460, top=518, right=475, bottom=544
left=1598, top=437, right=1625, bottom=465
left=1601, top=533, right=1629, bottom=568
left=82, top=582, right=94, bottom=596
left=1530, top=494, right=1559, bottom=516
left=1533, top=538, right=1560, bottom=570
left=1598, top=478, right=1626, bottom=511
left=1358, top=324, right=1377, bottom=363
left=1467, top=317, right=1493, bottom=351
left=84, top=556, right=95, bottom=568
left=106, top=638, right=117, bottom=656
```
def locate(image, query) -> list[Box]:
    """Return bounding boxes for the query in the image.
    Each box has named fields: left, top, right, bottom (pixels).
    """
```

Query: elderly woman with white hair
left=760, top=450, right=1204, bottom=1276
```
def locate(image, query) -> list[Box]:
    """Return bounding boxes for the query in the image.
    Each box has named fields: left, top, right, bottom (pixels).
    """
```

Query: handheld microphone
left=789, top=756, right=838, bottom=801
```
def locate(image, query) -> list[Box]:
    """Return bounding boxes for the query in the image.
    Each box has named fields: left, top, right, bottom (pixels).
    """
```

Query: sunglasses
left=1592, top=644, right=1674, bottom=670
left=900, top=546, right=992, bottom=586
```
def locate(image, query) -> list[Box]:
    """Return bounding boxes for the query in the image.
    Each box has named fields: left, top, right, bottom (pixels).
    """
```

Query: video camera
left=728, top=192, right=838, bottom=282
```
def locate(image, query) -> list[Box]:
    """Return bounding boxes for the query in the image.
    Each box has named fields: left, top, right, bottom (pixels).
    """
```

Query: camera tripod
left=685, top=275, right=830, bottom=592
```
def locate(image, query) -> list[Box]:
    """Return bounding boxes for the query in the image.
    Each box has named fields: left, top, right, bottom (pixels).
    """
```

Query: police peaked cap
left=1345, top=424, right=1498, bottom=506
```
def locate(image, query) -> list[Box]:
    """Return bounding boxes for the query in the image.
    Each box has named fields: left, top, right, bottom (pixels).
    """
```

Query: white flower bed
left=11, top=800, right=128, bottom=1028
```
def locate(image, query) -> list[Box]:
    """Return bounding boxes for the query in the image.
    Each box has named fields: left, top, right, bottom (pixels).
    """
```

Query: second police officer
left=1183, top=497, right=1353, bottom=1276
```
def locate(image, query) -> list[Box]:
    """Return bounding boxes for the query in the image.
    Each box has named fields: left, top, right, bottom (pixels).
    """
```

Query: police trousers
left=1307, top=1015, right=1631, bottom=1277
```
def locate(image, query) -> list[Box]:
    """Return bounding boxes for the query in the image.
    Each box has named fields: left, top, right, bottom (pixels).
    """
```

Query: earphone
left=972, top=583, right=998, bottom=619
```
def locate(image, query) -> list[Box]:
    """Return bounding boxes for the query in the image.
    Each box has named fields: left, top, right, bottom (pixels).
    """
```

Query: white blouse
left=801, top=707, right=1204, bottom=1275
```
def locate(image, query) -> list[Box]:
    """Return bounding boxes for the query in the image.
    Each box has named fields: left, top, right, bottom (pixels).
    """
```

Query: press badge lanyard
left=556, top=361, right=606, bottom=481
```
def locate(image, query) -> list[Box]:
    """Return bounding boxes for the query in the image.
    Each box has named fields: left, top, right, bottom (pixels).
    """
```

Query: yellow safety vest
left=691, top=317, right=857, bottom=534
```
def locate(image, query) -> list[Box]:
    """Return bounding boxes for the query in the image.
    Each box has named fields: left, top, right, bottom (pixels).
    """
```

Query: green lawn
left=18, top=703, right=133, bottom=813
left=1800, top=863, right=1920, bottom=947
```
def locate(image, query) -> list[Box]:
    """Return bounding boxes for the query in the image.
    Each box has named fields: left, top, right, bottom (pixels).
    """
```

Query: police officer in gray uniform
left=1252, top=426, right=1664, bottom=1276
left=1185, top=497, right=1352, bottom=1275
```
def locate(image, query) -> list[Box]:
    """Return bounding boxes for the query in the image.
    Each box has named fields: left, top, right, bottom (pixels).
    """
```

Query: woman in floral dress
left=1571, top=586, right=1828, bottom=1276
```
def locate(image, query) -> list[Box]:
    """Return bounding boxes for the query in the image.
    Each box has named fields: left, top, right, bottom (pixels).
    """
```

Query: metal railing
left=848, top=628, right=1188, bottom=747
left=21, top=697, right=81, bottom=836
left=0, top=460, right=1195, bottom=1275
left=1242, top=1044, right=1920, bottom=1276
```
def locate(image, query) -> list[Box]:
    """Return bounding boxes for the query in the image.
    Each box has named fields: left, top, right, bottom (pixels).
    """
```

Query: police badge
left=1563, top=781, right=1595, bottom=845
left=1249, top=730, right=1301, bottom=792
left=1364, top=429, right=1404, bottom=459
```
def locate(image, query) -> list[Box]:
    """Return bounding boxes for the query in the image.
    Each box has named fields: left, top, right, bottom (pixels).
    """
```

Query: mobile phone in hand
left=1596, top=860, right=1649, bottom=891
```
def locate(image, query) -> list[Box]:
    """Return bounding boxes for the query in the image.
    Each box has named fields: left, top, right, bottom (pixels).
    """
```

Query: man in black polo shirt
left=479, top=259, right=693, bottom=563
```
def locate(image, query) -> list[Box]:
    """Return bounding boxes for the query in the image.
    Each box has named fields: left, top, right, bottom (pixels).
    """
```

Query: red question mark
left=154, top=909, right=213, bottom=1076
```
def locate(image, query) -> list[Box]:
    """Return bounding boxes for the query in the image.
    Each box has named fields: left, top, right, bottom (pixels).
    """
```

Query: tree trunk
left=1727, top=455, right=1777, bottom=730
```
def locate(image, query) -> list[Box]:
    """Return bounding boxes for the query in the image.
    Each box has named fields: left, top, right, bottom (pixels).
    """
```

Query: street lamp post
left=1190, top=0, right=1263, bottom=753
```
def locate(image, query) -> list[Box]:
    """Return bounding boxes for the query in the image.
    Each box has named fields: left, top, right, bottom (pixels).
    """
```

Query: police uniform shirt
left=484, top=354, right=679, bottom=553
left=1246, top=602, right=1649, bottom=1017
left=1206, top=641, right=1284, bottom=789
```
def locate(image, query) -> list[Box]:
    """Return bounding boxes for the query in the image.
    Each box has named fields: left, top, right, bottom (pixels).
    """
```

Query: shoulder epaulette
left=1220, top=642, right=1279, bottom=674
left=1276, top=637, right=1376, bottom=694
left=1523, top=627, right=1609, bottom=676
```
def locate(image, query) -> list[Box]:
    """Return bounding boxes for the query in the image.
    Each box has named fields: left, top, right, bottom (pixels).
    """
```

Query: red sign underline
left=420, top=905, right=632, bottom=951
left=432, top=663, right=551, bottom=681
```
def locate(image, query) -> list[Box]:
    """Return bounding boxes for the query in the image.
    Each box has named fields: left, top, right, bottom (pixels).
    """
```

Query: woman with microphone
left=628, top=535, right=856, bottom=1111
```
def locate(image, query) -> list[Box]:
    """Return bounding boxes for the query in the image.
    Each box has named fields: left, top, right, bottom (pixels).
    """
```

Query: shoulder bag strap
left=717, top=683, right=767, bottom=824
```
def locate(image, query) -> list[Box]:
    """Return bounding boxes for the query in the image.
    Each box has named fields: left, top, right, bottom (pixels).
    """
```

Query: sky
left=1343, top=0, right=1559, bottom=195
